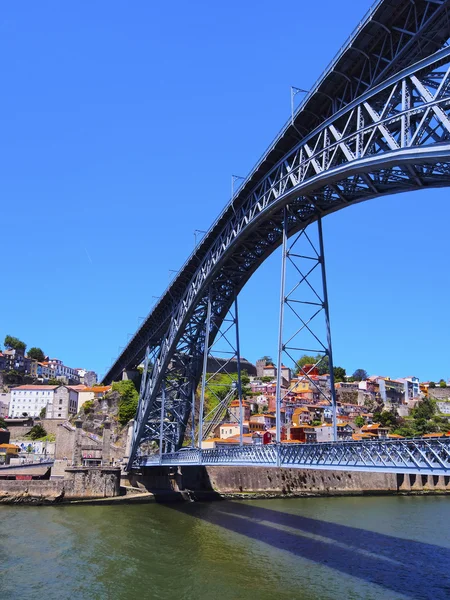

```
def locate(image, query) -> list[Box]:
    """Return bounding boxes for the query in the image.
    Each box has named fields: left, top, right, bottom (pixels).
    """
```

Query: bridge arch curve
left=96, top=0, right=450, bottom=463
left=127, top=45, right=450, bottom=460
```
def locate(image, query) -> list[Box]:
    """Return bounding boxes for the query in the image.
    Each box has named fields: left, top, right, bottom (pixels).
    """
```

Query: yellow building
left=0, top=443, right=20, bottom=464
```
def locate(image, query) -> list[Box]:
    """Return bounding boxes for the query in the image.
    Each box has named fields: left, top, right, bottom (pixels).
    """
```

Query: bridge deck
left=136, top=439, right=450, bottom=476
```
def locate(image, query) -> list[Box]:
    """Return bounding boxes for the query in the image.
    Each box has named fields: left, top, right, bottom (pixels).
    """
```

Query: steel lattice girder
left=128, top=45, right=450, bottom=466
left=105, top=0, right=450, bottom=384
left=136, top=438, right=450, bottom=476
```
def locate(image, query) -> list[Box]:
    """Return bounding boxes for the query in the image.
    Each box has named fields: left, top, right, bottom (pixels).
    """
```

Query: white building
left=9, top=385, right=78, bottom=419
left=47, top=358, right=80, bottom=383
left=10, top=385, right=58, bottom=417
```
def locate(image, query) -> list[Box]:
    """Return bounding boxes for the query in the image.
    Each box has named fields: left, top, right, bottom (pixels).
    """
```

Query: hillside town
left=1, top=329, right=450, bottom=467
left=199, top=356, right=450, bottom=448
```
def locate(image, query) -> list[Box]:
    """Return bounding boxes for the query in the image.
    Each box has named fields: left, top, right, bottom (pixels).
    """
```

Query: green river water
left=1, top=495, right=450, bottom=600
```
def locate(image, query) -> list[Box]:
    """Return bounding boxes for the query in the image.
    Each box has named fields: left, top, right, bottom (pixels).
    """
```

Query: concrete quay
left=124, top=465, right=450, bottom=501
left=0, top=465, right=121, bottom=504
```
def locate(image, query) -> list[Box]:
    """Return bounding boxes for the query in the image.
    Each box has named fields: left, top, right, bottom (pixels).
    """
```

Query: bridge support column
left=318, top=216, right=338, bottom=442
left=198, top=292, right=212, bottom=452
left=198, top=289, right=245, bottom=450
left=276, top=208, right=339, bottom=442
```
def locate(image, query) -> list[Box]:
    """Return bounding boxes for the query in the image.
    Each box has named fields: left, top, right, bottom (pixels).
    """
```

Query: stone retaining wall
left=181, top=466, right=398, bottom=496
left=128, top=465, right=450, bottom=498
left=0, top=466, right=121, bottom=504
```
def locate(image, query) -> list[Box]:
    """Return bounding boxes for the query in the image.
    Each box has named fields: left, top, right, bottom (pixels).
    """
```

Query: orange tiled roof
left=362, top=423, right=381, bottom=431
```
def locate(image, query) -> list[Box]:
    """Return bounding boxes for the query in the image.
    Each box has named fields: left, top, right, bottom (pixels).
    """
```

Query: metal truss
left=105, top=0, right=450, bottom=386
left=128, top=46, right=450, bottom=465
left=136, top=438, right=450, bottom=476
left=276, top=211, right=338, bottom=444
left=198, top=295, right=243, bottom=447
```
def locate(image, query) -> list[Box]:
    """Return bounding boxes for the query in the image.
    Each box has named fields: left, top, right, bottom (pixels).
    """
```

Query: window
left=59, top=399, right=63, bottom=405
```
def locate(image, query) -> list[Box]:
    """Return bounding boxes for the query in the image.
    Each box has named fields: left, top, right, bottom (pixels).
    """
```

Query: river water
left=1, top=496, right=450, bottom=600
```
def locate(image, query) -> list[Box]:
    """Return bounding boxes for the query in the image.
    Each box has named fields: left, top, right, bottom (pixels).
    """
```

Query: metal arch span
left=104, top=0, right=450, bottom=383
left=128, top=45, right=450, bottom=465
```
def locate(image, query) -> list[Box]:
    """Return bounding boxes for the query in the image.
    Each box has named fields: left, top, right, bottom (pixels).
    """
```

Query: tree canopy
left=294, top=354, right=346, bottom=382
left=295, top=354, right=329, bottom=375
left=373, top=410, right=400, bottom=428
left=354, top=416, right=365, bottom=428
left=352, top=369, right=368, bottom=381
left=258, top=356, right=273, bottom=365
left=28, top=347, right=45, bottom=362
left=333, top=367, right=347, bottom=383
left=4, top=335, right=26, bottom=354
left=411, top=398, right=435, bottom=421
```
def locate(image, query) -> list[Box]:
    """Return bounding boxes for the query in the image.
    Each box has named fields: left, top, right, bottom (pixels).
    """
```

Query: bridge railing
left=136, top=438, right=450, bottom=475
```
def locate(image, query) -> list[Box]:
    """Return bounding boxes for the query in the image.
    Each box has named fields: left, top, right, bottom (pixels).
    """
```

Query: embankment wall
left=0, top=467, right=121, bottom=504
left=126, top=466, right=450, bottom=498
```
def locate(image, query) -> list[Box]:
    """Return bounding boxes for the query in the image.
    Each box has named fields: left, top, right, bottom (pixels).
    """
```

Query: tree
left=429, top=382, right=436, bottom=388
left=295, top=354, right=330, bottom=375
left=39, top=407, right=47, bottom=419
left=4, top=335, right=26, bottom=354
left=352, top=369, right=368, bottom=381
left=28, top=347, right=45, bottom=362
left=241, top=374, right=250, bottom=386
left=392, top=425, right=416, bottom=438
left=47, top=378, right=61, bottom=386
left=295, top=355, right=318, bottom=374
left=373, top=410, right=400, bottom=428
left=414, top=418, right=438, bottom=435
left=412, top=398, right=435, bottom=421
left=258, top=356, right=273, bottom=365
left=439, top=380, right=447, bottom=388
left=113, top=380, right=139, bottom=425
left=333, top=366, right=347, bottom=383
left=27, top=424, right=47, bottom=440
left=354, top=416, right=365, bottom=428
left=0, top=417, right=7, bottom=429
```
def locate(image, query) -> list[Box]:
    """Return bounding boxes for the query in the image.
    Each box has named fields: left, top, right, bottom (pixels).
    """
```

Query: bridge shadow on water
left=166, top=500, right=450, bottom=599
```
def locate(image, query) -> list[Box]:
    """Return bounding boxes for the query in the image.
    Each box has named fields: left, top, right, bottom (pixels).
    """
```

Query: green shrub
left=27, top=424, right=47, bottom=440
left=113, top=380, right=139, bottom=425
left=83, top=400, right=94, bottom=414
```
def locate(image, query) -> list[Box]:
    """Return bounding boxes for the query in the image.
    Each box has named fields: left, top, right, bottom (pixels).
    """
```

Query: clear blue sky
left=1, top=0, right=448, bottom=382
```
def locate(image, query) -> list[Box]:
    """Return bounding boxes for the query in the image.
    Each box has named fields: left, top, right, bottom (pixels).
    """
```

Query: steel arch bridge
left=103, top=0, right=450, bottom=472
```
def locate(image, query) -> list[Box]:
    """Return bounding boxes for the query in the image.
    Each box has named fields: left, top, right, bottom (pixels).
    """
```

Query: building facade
left=9, top=385, right=78, bottom=419
left=0, top=392, right=10, bottom=417
left=46, top=386, right=78, bottom=419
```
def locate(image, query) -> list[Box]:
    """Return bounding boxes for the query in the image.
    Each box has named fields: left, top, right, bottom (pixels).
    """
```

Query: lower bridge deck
left=136, top=438, right=450, bottom=475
